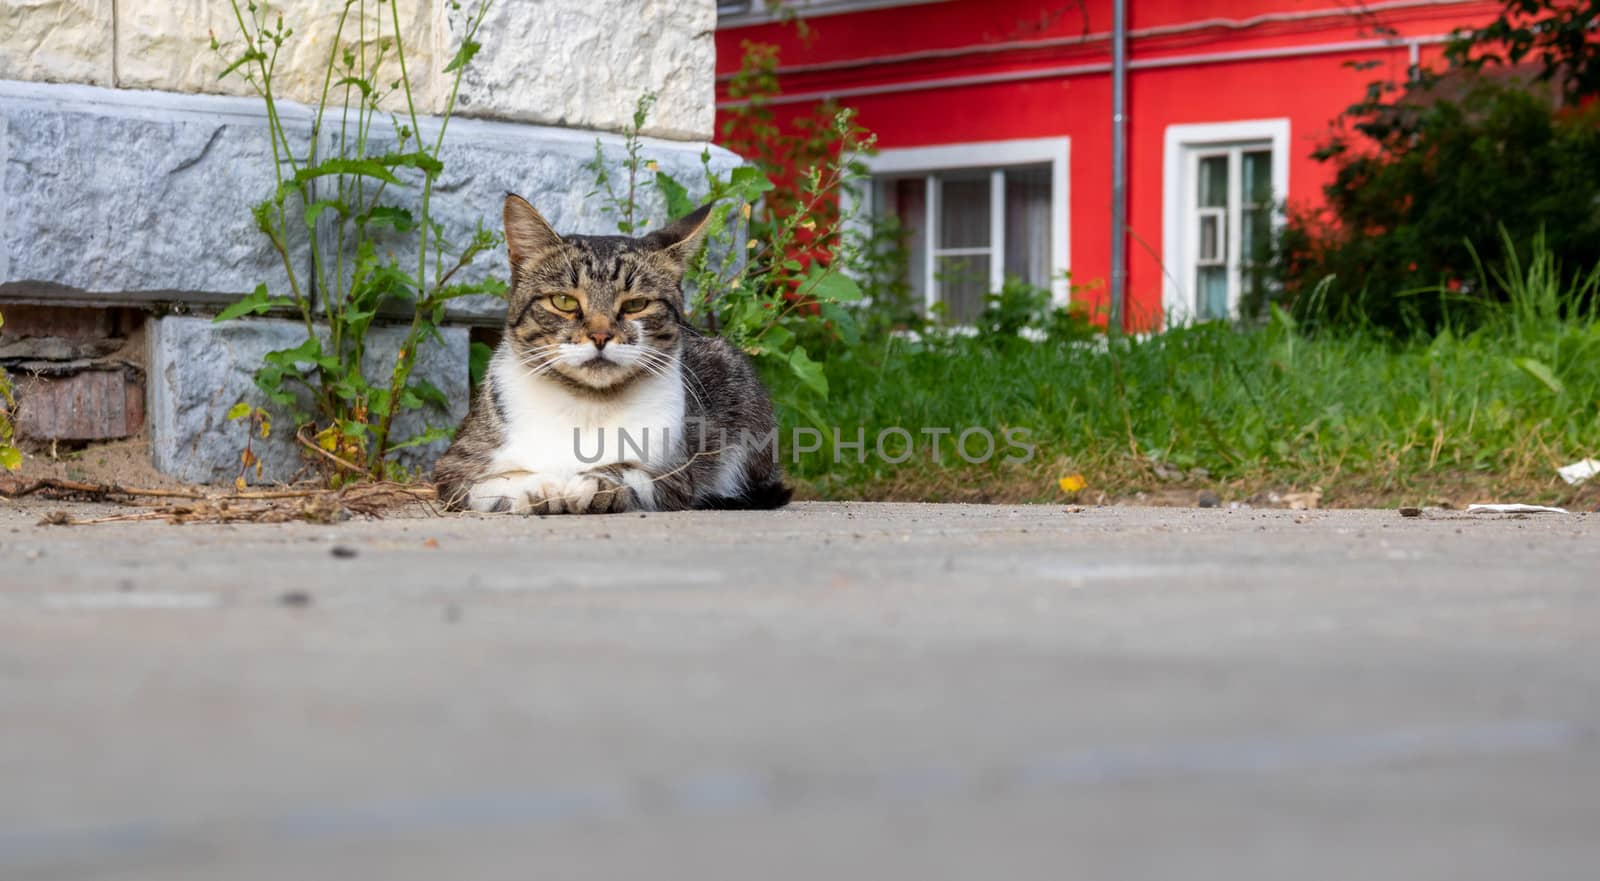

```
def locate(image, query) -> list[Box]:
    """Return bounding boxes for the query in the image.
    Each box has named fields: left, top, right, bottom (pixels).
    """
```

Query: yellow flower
left=1058, top=474, right=1086, bottom=493
left=746, top=238, right=758, bottom=250
left=740, top=202, right=752, bottom=219
left=646, top=161, right=659, bottom=172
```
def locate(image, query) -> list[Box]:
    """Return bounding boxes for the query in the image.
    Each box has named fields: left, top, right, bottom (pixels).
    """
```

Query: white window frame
left=1162, top=119, right=1289, bottom=322
left=857, top=138, right=1071, bottom=316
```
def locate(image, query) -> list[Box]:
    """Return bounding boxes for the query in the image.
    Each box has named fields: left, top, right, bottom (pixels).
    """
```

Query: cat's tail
left=698, top=478, right=793, bottom=511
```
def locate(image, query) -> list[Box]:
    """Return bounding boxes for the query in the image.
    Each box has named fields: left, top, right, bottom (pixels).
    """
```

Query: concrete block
left=147, top=315, right=467, bottom=484
left=3, top=81, right=740, bottom=326
left=0, top=81, right=313, bottom=299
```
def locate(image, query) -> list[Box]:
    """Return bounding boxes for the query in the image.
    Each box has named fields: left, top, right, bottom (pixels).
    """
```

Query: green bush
left=1274, top=79, right=1600, bottom=334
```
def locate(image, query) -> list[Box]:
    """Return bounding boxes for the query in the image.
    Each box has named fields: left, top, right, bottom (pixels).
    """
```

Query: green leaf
left=443, top=38, right=481, bottom=73
left=388, top=425, right=455, bottom=450
left=264, top=337, right=325, bottom=369
left=215, top=284, right=279, bottom=322
left=787, top=346, right=828, bottom=398
left=332, top=75, right=374, bottom=98
left=368, top=387, right=392, bottom=419
left=0, top=445, right=21, bottom=471
left=655, top=172, right=696, bottom=221
left=729, top=166, right=775, bottom=198
left=252, top=367, right=296, bottom=406
left=304, top=199, right=347, bottom=229
left=216, top=49, right=266, bottom=81
left=759, top=322, right=795, bottom=355
left=292, top=158, right=399, bottom=186
left=377, top=151, right=445, bottom=178
left=363, top=205, right=415, bottom=232
left=819, top=301, right=861, bottom=345
left=797, top=265, right=863, bottom=302
left=410, top=379, right=450, bottom=410
left=1513, top=357, right=1564, bottom=394
left=226, top=402, right=252, bottom=421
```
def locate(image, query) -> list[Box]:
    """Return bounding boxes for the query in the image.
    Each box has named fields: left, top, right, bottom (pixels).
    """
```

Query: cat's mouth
left=546, top=341, right=649, bottom=388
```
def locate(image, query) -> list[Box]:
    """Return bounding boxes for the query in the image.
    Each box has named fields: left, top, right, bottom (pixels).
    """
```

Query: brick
left=12, top=367, right=144, bottom=441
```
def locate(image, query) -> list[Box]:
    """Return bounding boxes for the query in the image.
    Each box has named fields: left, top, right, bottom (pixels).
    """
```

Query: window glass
left=1198, top=266, right=1229, bottom=320
left=878, top=177, right=928, bottom=307
left=1242, top=150, right=1272, bottom=205
left=1198, top=155, right=1228, bottom=209
left=938, top=176, right=990, bottom=249
left=936, top=254, right=989, bottom=322
left=1004, top=165, right=1052, bottom=288
left=1198, top=213, right=1223, bottom=263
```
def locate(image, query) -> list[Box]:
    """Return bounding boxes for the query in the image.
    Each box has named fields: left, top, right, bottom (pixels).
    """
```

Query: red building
left=715, top=0, right=1505, bottom=329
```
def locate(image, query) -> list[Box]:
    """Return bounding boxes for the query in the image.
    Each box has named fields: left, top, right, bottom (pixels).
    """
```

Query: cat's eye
left=620, top=298, right=650, bottom=314
left=549, top=294, right=580, bottom=313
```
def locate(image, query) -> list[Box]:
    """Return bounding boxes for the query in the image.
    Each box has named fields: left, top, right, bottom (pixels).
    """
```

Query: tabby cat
left=433, top=193, right=790, bottom=514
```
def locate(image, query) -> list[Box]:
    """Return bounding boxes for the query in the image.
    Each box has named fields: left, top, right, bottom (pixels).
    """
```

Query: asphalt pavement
left=2, top=501, right=1597, bottom=880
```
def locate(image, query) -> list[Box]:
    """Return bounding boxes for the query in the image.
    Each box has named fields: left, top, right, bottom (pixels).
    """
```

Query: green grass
left=781, top=248, right=1600, bottom=508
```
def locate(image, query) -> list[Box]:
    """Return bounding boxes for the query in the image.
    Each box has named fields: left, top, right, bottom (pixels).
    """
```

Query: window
left=1162, top=120, right=1289, bottom=322
left=862, top=139, right=1069, bottom=323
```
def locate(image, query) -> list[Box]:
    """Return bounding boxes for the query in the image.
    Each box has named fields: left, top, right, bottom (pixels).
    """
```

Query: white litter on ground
left=1557, top=459, right=1600, bottom=486
left=1466, top=503, right=1570, bottom=515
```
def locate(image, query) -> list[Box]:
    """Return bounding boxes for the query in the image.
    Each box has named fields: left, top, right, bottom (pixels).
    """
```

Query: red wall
left=715, top=0, right=1504, bottom=329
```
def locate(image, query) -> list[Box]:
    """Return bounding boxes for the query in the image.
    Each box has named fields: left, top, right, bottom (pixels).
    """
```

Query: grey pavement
left=2, top=501, right=1598, bottom=880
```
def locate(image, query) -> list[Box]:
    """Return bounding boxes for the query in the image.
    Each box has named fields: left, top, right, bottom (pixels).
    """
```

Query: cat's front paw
left=560, top=471, right=641, bottom=514
left=466, top=472, right=573, bottom=514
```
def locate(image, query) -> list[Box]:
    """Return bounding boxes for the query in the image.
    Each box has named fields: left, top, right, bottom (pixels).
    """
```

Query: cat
left=433, top=193, right=791, bottom=514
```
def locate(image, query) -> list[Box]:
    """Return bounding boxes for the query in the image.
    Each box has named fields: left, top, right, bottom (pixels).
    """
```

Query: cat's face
left=500, top=194, right=711, bottom=392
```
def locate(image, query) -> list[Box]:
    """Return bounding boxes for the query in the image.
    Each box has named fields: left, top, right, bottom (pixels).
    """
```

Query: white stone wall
left=0, top=0, right=115, bottom=86
left=449, top=0, right=717, bottom=141
left=0, top=0, right=715, bottom=140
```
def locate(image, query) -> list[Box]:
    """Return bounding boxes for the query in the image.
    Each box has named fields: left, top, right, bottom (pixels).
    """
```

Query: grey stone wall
left=1, top=80, right=740, bottom=319
left=148, top=316, right=469, bottom=484
left=2, top=80, right=743, bottom=484
left=1, top=83, right=311, bottom=298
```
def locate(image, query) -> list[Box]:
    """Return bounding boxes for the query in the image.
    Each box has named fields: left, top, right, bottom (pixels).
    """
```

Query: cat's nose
left=589, top=331, right=612, bottom=350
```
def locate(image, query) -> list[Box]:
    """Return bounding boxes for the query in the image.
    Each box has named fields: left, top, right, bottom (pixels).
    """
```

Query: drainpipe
left=1110, top=0, right=1127, bottom=333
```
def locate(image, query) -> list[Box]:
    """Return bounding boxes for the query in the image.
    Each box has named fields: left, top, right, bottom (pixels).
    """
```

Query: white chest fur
left=487, top=348, right=685, bottom=479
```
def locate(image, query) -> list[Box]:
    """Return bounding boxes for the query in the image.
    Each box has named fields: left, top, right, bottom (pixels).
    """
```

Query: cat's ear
left=503, top=193, right=563, bottom=266
left=643, top=203, right=715, bottom=268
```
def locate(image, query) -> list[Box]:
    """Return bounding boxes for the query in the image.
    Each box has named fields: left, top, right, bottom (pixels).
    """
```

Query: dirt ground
left=6, top=433, right=1598, bottom=518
